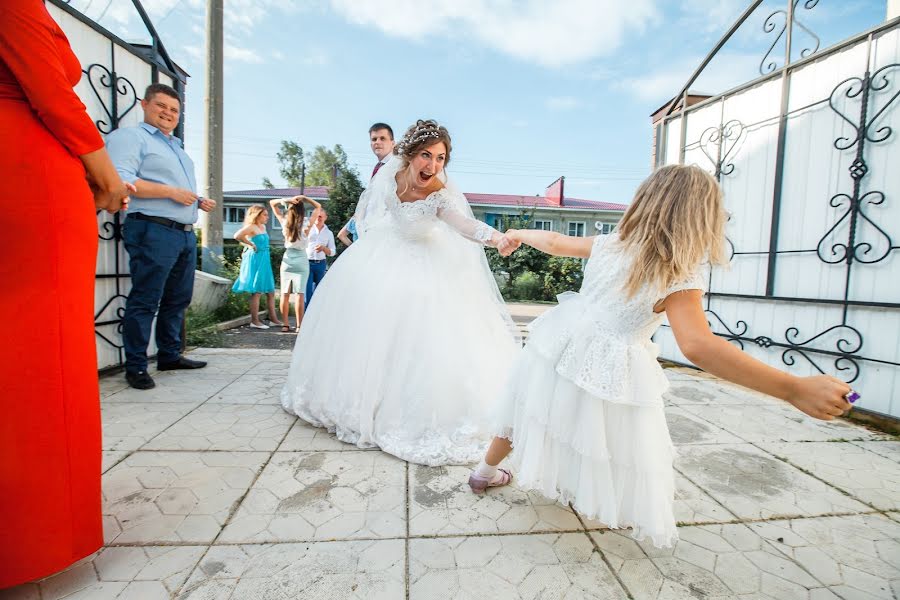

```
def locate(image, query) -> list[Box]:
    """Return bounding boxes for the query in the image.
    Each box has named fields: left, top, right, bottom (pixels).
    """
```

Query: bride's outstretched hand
left=497, top=232, right=521, bottom=257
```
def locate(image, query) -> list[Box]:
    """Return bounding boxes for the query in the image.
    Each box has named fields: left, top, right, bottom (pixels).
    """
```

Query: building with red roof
left=222, top=177, right=627, bottom=243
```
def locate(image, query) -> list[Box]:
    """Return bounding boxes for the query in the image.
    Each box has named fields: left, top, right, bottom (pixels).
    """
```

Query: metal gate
left=654, top=2, right=900, bottom=418
left=49, top=0, right=187, bottom=370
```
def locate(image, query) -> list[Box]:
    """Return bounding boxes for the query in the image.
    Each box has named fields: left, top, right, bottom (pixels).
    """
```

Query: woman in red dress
left=0, top=0, right=131, bottom=587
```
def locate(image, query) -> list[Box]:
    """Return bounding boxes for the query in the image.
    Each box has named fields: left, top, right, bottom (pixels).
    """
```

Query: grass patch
left=185, top=307, right=224, bottom=347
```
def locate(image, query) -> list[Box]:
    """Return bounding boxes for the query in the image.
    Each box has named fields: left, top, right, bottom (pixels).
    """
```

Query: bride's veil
left=352, top=154, right=401, bottom=235
left=438, top=176, right=522, bottom=344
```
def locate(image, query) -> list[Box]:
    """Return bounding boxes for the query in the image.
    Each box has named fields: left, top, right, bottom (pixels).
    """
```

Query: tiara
left=395, top=127, right=441, bottom=154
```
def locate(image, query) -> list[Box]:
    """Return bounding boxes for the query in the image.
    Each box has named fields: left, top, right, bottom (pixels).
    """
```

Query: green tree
left=324, top=165, right=364, bottom=258
left=276, top=140, right=305, bottom=187
left=261, top=176, right=275, bottom=189
left=485, top=205, right=547, bottom=293
left=305, top=144, right=350, bottom=187
left=542, top=255, right=584, bottom=298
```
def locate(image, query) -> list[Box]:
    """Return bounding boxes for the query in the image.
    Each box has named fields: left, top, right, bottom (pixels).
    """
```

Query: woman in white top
left=269, top=196, right=323, bottom=332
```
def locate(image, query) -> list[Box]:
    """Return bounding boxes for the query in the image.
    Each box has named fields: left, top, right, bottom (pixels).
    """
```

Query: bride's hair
left=616, top=164, right=727, bottom=298
left=394, top=120, right=452, bottom=198
left=394, top=119, right=452, bottom=164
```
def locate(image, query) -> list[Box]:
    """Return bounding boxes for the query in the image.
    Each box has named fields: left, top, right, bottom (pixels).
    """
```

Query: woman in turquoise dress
left=232, top=204, right=284, bottom=329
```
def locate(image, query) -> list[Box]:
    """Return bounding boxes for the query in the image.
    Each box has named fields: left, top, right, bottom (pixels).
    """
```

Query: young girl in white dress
left=468, top=164, right=855, bottom=548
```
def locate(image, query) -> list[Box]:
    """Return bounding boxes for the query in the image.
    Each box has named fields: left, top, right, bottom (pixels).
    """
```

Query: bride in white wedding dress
left=280, top=119, right=521, bottom=466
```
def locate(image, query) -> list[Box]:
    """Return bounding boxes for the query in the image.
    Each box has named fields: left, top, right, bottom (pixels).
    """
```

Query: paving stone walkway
left=2, top=347, right=898, bottom=600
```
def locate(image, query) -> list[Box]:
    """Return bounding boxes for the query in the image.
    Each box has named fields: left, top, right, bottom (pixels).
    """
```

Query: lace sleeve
left=433, top=189, right=498, bottom=246
left=663, top=265, right=709, bottom=297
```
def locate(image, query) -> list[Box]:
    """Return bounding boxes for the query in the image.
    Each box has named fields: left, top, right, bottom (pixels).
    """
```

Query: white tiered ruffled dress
left=493, top=233, right=706, bottom=548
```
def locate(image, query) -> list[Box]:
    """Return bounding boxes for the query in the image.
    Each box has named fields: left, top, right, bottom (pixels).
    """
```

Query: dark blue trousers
left=122, top=217, right=197, bottom=373
left=305, top=259, right=327, bottom=308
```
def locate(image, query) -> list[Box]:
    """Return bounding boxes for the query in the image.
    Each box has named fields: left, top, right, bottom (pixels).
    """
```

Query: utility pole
left=201, top=0, right=224, bottom=273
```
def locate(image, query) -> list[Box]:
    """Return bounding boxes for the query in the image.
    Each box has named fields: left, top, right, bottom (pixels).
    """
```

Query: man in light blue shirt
left=106, top=83, right=216, bottom=390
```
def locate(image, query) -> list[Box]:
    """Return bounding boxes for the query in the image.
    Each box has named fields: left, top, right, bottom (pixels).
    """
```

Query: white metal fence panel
left=655, top=24, right=900, bottom=419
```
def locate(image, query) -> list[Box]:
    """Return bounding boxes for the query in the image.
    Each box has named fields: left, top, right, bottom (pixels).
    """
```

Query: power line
left=185, top=134, right=649, bottom=175
left=96, top=0, right=115, bottom=21
left=158, top=0, right=187, bottom=25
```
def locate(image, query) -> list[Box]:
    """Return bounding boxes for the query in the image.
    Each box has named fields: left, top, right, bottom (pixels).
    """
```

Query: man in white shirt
left=305, top=210, right=336, bottom=307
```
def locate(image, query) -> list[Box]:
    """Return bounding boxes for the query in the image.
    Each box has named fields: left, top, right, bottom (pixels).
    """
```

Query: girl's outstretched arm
left=663, top=289, right=852, bottom=420
left=505, top=229, right=595, bottom=258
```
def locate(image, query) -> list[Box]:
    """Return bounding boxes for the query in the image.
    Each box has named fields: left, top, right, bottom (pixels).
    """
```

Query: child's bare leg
left=485, top=437, right=512, bottom=466
left=469, top=436, right=513, bottom=494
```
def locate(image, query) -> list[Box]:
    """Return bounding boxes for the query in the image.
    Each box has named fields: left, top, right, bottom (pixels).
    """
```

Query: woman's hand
left=92, top=179, right=134, bottom=214
left=497, top=235, right=521, bottom=256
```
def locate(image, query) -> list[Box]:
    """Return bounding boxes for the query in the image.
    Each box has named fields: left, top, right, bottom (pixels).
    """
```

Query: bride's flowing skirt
left=281, top=227, right=520, bottom=466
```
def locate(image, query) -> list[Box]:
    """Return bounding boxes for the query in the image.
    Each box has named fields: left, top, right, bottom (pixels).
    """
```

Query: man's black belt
left=130, top=212, right=193, bottom=231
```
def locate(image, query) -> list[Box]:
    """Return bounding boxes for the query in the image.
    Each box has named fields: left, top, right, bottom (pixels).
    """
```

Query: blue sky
left=71, top=0, right=887, bottom=203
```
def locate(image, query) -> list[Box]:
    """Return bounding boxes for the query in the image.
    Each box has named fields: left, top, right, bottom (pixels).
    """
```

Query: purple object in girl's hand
left=845, top=391, right=860, bottom=404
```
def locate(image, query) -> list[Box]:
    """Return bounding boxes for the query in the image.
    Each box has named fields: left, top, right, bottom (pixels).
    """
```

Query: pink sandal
left=468, top=469, right=512, bottom=494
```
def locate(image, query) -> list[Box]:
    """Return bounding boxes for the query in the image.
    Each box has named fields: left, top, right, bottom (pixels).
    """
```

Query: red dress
left=0, top=0, right=105, bottom=587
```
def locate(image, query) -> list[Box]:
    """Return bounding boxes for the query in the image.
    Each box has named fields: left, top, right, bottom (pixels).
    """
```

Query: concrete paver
left=3, top=345, right=898, bottom=600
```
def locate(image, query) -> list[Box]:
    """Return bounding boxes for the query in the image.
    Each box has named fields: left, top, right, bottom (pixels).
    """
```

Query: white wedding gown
left=280, top=157, right=521, bottom=466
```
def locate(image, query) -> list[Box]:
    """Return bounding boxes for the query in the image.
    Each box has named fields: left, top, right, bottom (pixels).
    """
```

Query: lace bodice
left=525, top=233, right=706, bottom=405
left=578, top=234, right=708, bottom=341
left=388, top=188, right=495, bottom=244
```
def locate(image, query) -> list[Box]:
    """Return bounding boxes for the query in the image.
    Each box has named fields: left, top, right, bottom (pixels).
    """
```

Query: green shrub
left=511, top=271, right=543, bottom=301
left=542, top=256, right=584, bottom=299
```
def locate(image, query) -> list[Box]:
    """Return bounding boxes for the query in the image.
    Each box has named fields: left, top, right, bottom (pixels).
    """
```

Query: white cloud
left=78, top=0, right=307, bottom=66
left=327, top=0, right=660, bottom=68
left=225, top=44, right=265, bottom=64
left=182, top=44, right=204, bottom=62
left=617, top=51, right=760, bottom=104
left=546, top=96, right=582, bottom=111
left=299, top=49, right=331, bottom=67
left=677, top=0, right=749, bottom=35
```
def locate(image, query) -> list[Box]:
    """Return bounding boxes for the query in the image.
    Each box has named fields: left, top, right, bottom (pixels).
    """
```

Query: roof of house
left=464, top=192, right=626, bottom=211
left=224, top=187, right=628, bottom=212
left=224, top=186, right=330, bottom=198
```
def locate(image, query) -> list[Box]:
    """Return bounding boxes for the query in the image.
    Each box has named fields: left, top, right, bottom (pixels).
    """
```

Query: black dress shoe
left=158, top=357, right=208, bottom=371
left=126, top=371, right=156, bottom=390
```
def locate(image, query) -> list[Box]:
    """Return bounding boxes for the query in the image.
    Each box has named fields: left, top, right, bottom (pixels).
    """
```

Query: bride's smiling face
left=407, top=142, right=447, bottom=189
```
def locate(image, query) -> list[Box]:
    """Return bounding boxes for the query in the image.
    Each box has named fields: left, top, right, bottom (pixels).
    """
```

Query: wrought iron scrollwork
left=98, top=213, right=125, bottom=241
left=866, top=63, right=900, bottom=143
left=817, top=63, right=898, bottom=266
left=704, top=315, right=864, bottom=383
left=817, top=191, right=891, bottom=264
left=782, top=324, right=863, bottom=383
left=83, top=63, right=138, bottom=134
left=94, top=293, right=129, bottom=349
left=760, top=0, right=820, bottom=75
left=699, top=119, right=744, bottom=178
left=705, top=310, right=748, bottom=348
